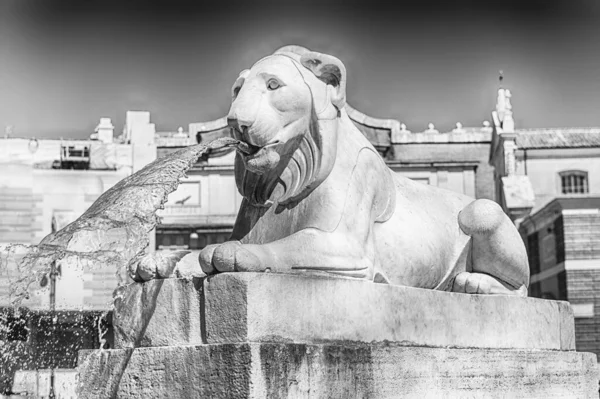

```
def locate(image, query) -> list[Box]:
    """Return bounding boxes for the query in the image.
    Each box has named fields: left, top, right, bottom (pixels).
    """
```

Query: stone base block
left=113, top=278, right=203, bottom=348
left=77, top=343, right=599, bottom=399
left=114, top=273, right=575, bottom=350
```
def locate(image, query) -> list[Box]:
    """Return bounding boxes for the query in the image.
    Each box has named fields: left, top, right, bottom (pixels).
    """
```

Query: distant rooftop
left=392, top=129, right=492, bottom=144
left=550, top=196, right=600, bottom=210
left=155, top=127, right=188, bottom=138
left=521, top=196, right=600, bottom=227
left=515, top=128, right=600, bottom=149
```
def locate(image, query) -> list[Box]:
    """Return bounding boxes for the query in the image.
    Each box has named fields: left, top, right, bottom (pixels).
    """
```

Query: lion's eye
left=267, top=79, right=281, bottom=91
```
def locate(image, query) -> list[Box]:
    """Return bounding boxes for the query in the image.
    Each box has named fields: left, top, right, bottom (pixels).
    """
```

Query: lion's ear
left=300, top=52, right=346, bottom=110
left=231, top=69, right=250, bottom=99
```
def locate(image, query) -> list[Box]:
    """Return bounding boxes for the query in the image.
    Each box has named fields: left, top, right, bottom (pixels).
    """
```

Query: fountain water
left=0, top=137, right=241, bottom=309
left=0, top=137, right=242, bottom=396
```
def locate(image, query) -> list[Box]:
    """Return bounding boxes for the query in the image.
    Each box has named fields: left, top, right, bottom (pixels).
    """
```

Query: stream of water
left=0, top=137, right=241, bottom=309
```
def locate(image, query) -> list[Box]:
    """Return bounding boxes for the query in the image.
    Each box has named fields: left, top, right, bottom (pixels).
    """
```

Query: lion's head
left=228, top=46, right=347, bottom=207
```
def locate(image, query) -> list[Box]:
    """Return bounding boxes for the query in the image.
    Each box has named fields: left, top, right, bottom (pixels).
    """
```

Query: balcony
left=157, top=205, right=202, bottom=216
left=157, top=205, right=236, bottom=227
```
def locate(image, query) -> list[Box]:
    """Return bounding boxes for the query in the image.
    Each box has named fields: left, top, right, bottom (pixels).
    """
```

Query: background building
left=2, top=84, right=600, bottom=360
left=0, top=112, right=158, bottom=395
left=0, top=112, right=157, bottom=310
left=518, top=198, right=600, bottom=356
left=490, top=87, right=600, bottom=357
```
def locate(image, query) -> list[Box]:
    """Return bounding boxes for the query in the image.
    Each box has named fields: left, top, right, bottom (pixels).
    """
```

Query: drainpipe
left=49, top=260, right=57, bottom=399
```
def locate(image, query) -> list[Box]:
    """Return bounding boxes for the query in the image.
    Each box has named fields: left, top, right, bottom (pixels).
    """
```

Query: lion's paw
left=199, top=241, right=263, bottom=274
left=129, top=250, right=191, bottom=282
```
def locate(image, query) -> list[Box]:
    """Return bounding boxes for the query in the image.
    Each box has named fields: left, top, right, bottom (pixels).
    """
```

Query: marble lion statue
left=151, top=45, right=530, bottom=296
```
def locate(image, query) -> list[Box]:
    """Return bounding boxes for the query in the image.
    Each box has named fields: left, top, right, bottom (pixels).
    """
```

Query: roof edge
left=516, top=127, right=600, bottom=134
left=189, top=117, right=229, bottom=133
left=345, top=104, right=401, bottom=133
left=521, top=195, right=600, bottom=227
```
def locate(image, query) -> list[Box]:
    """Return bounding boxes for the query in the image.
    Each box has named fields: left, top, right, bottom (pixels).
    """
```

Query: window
left=65, top=146, right=89, bottom=158
left=554, top=217, right=565, bottom=263
left=559, top=170, right=588, bottom=194
left=156, top=230, right=189, bottom=249
left=527, top=232, right=540, bottom=275
left=409, top=178, right=430, bottom=185
left=529, top=282, right=541, bottom=298
left=155, top=228, right=232, bottom=250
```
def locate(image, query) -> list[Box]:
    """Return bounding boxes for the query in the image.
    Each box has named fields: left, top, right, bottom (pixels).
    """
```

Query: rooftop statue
left=139, top=46, right=530, bottom=296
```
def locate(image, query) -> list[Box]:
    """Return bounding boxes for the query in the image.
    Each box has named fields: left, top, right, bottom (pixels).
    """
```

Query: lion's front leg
left=199, top=228, right=376, bottom=280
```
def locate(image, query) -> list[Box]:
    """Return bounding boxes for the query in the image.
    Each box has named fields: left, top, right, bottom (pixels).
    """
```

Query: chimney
left=95, top=117, right=115, bottom=143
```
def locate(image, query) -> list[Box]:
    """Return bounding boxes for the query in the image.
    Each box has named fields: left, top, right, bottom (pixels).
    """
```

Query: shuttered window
left=560, top=171, right=589, bottom=194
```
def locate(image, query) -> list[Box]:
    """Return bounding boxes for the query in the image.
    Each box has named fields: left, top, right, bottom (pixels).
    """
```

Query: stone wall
left=523, top=207, right=600, bottom=358
left=563, top=211, right=600, bottom=359
left=563, top=212, right=600, bottom=260
left=78, top=274, right=599, bottom=398
left=567, top=269, right=600, bottom=358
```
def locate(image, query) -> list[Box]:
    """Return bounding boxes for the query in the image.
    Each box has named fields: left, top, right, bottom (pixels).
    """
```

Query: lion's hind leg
left=453, top=199, right=530, bottom=297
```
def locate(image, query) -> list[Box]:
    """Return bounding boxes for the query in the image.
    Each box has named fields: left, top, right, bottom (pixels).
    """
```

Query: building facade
left=0, top=111, right=157, bottom=310
left=518, top=198, right=600, bottom=356
left=490, top=87, right=600, bottom=357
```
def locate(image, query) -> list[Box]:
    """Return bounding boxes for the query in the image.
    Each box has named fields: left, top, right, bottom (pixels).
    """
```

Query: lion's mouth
left=236, top=141, right=261, bottom=156
left=236, top=140, right=280, bottom=157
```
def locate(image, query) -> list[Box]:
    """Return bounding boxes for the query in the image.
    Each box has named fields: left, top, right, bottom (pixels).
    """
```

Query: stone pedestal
left=77, top=273, right=599, bottom=398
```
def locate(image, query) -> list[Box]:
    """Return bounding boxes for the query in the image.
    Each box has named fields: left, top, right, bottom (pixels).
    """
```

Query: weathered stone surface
left=77, top=343, right=599, bottom=399
left=113, top=278, right=202, bottom=348
left=114, top=273, right=576, bottom=350
left=209, top=273, right=574, bottom=349
left=557, top=300, right=577, bottom=350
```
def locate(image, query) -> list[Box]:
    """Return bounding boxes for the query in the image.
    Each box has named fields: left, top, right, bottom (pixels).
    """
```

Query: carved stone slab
left=77, top=343, right=598, bottom=399
left=113, top=273, right=575, bottom=351
left=113, top=278, right=203, bottom=348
